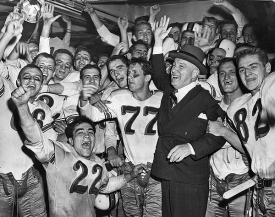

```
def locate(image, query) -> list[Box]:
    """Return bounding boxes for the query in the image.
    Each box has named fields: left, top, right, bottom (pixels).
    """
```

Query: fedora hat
left=169, top=45, right=208, bottom=75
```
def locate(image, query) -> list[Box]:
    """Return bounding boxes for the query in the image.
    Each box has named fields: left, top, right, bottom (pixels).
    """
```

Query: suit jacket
left=151, top=54, right=225, bottom=185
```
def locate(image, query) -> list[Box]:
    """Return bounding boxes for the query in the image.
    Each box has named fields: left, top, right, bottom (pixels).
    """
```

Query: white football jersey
left=0, top=77, right=34, bottom=179
left=210, top=99, right=249, bottom=180
left=80, top=89, right=163, bottom=165
left=227, top=73, right=275, bottom=179
left=29, top=100, right=58, bottom=141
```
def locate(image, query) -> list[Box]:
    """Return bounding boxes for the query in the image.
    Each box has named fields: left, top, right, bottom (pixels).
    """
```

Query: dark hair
left=80, top=64, right=101, bottom=80
left=202, top=16, right=219, bottom=29
left=65, top=116, right=96, bottom=139
left=242, top=23, right=264, bottom=43
left=133, top=21, right=152, bottom=36
left=134, top=15, right=149, bottom=24
left=220, top=20, right=237, bottom=32
left=129, top=58, right=153, bottom=76
left=106, top=55, right=129, bottom=72
left=18, top=64, right=43, bottom=80
left=218, top=57, right=237, bottom=74
left=27, top=40, right=39, bottom=47
left=234, top=47, right=268, bottom=66
left=217, top=57, right=248, bottom=94
left=74, top=46, right=92, bottom=63
left=129, top=40, right=148, bottom=55
left=53, top=49, right=74, bottom=63
left=32, top=52, right=55, bottom=66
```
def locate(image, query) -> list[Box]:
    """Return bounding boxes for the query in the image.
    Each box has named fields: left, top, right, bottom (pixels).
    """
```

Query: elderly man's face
left=170, top=58, right=198, bottom=89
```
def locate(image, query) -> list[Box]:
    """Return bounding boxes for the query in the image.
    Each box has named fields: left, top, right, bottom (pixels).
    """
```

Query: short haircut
left=235, top=47, right=268, bottom=66
left=32, top=52, right=55, bottom=66
left=18, top=64, right=43, bottom=80
left=202, top=16, right=219, bottom=29
left=218, top=57, right=237, bottom=74
left=220, top=20, right=237, bottom=32
left=74, top=45, right=92, bottom=62
left=134, top=15, right=149, bottom=24
left=106, top=55, right=129, bottom=72
left=27, top=40, right=39, bottom=47
left=65, top=116, right=96, bottom=139
left=129, top=58, right=153, bottom=76
left=129, top=40, right=148, bottom=55
left=242, top=23, right=264, bottom=43
left=80, top=64, right=101, bottom=80
left=168, top=22, right=182, bottom=30
left=53, top=49, right=74, bottom=62
left=133, top=21, right=152, bottom=36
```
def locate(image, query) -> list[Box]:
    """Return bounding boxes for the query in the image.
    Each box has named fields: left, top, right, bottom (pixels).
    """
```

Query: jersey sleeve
left=97, top=25, right=120, bottom=47
left=22, top=121, right=55, bottom=163
left=39, top=36, right=50, bottom=54
left=79, top=99, right=117, bottom=122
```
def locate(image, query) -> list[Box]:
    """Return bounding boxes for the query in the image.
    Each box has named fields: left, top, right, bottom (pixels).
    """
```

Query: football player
left=79, top=58, right=163, bottom=216
left=227, top=47, right=275, bottom=216
left=11, top=85, right=146, bottom=216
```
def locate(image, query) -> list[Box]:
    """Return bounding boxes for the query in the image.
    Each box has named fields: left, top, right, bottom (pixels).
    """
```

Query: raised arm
left=62, top=15, right=72, bottom=46
left=11, top=86, right=55, bottom=163
left=152, top=16, right=172, bottom=91
left=211, top=0, right=248, bottom=38
left=84, top=4, right=119, bottom=47
left=39, top=3, right=61, bottom=54
left=117, top=15, right=129, bottom=54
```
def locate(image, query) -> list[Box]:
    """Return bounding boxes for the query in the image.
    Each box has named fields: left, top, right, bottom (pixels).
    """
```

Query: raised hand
left=11, top=86, right=31, bottom=108
left=150, top=4, right=161, bottom=17
left=15, top=42, right=32, bottom=63
left=153, top=15, right=172, bottom=46
left=111, top=42, right=129, bottom=56
left=43, top=3, right=61, bottom=26
left=84, top=3, right=95, bottom=16
left=5, top=20, right=23, bottom=37
left=1, top=12, right=24, bottom=33
left=194, top=25, right=211, bottom=47
left=118, top=15, right=128, bottom=31
left=62, top=15, right=71, bottom=24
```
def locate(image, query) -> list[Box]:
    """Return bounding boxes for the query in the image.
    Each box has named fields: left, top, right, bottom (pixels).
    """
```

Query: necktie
left=170, top=89, right=178, bottom=109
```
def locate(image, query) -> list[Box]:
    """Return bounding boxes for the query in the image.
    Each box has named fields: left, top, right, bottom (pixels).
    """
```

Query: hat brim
left=169, top=52, right=208, bottom=75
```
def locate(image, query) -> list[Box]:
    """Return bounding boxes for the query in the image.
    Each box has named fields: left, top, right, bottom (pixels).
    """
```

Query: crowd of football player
left=1, top=0, right=275, bottom=216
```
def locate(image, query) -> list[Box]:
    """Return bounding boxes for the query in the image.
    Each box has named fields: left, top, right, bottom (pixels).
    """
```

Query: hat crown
left=179, top=45, right=205, bottom=63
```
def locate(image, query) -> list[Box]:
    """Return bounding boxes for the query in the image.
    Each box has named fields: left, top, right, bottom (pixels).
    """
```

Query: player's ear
left=265, top=62, right=271, bottom=75
left=68, top=138, right=73, bottom=146
left=145, top=74, right=151, bottom=83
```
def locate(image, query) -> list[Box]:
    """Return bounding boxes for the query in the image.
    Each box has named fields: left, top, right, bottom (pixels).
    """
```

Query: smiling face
left=219, top=61, right=239, bottom=94
left=127, top=63, right=150, bottom=93
left=243, top=26, right=258, bottom=47
left=238, top=54, right=270, bottom=95
left=69, top=122, right=95, bottom=158
left=134, top=23, right=153, bottom=45
left=36, top=56, right=55, bottom=85
left=131, top=44, right=148, bottom=59
left=180, top=31, right=195, bottom=47
left=171, top=58, right=199, bottom=89
left=74, top=50, right=91, bottom=72
left=18, top=67, right=43, bottom=98
left=169, top=26, right=181, bottom=43
left=82, top=68, right=101, bottom=87
left=54, top=53, right=73, bottom=82
left=221, top=23, right=237, bottom=43
left=109, top=59, right=128, bottom=88
left=208, top=48, right=226, bottom=75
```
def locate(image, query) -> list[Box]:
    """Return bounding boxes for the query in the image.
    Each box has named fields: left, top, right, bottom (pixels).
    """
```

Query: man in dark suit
left=151, top=16, right=226, bottom=217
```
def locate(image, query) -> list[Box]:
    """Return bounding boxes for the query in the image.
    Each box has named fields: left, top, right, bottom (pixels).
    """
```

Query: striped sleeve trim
left=0, top=85, right=5, bottom=98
